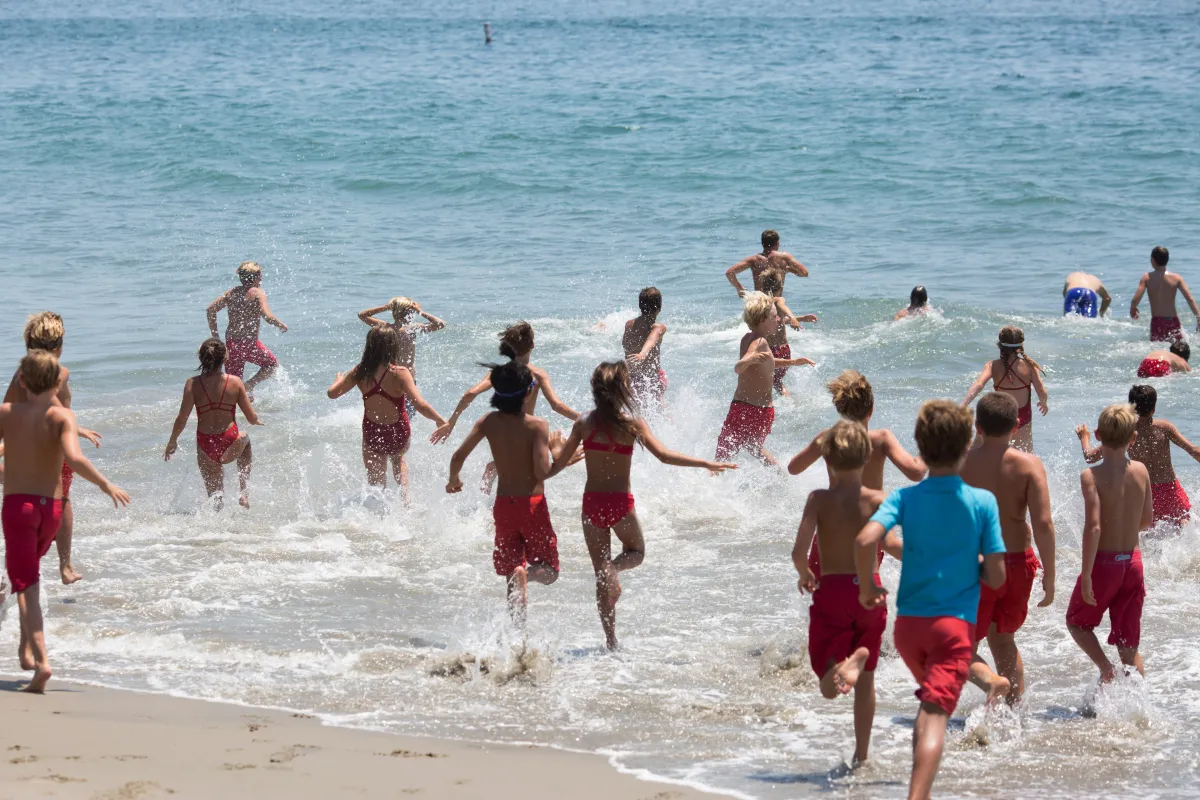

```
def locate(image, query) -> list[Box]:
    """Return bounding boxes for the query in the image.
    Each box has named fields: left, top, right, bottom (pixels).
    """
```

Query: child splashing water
left=549, top=362, right=736, bottom=649
left=963, top=326, right=1049, bottom=453
left=165, top=339, right=260, bottom=509
left=327, top=327, right=446, bottom=499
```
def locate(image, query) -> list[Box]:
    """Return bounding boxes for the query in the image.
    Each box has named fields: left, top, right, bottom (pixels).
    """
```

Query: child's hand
left=626, top=353, right=644, bottom=364
left=278, top=322, right=289, bottom=333
left=1038, top=399, right=1049, bottom=416
left=102, top=482, right=131, bottom=508
left=859, top=582, right=888, bottom=610
left=79, top=428, right=103, bottom=447
left=446, top=476, right=464, bottom=494
left=796, top=357, right=816, bottom=367
left=797, top=567, right=817, bottom=595
left=163, top=441, right=177, bottom=461
left=1081, top=577, right=1096, bottom=606
left=788, top=319, right=801, bottom=330
left=706, top=462, right=738, bottom=474
left=1075, top=424, right=1089, bottom=441
left=1037, top=572, right=1055, bottom=607
left=430, top=423, right=455, bottom=445
left=799, top=314, right=818, bottom=323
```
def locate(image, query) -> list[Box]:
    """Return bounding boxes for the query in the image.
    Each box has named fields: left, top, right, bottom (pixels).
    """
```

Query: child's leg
left=1067, top=624, right=1116, bottom=682
left=244, top=363, right=276, bottom=396
left=506, top=566, right=528, bottom=626
left=852, top=670, right=876, bottom=765
left=18, top=602, right=33, bottom=670
left=56, top=502, right=82, bottom=585
left=1116, top=646, right=1144, bottom=677
left=16, top=586, right=51, bottom=693
left=361, top=444, right=387, bottom=487
left=986, top=631, right=1023, bottom=702
left=235, top=440, right=253, bottom=508
left=753, top=445, right=779, bottom=467
left=610, top=512, right=645, bottom=574
left=197, top=451, right=225, bottom=505
left=909, top=702, right=950, bottom=800
left=391, top=452, right=410, bottom=505
left=582, top=518, right=619, bottom=649
left=968, top=647, right=1010, bottom=704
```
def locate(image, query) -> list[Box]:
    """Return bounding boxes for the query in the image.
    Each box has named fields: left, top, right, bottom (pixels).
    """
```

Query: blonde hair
left=742, top=291, right=776, bottom=327
left=822, top=420, right=871, bottom=472
left=1096, top=404, right=1138, bottom=448
left=389, top=296, right=418, bottom=320
left=24, top=312, right=65, bottom=352
left=237, top=261, right=262, bottom=286
left=828, top=370, right=874, bottom=422
left=20, top=350, right=61, bottom=395
left=914, top=400, right=974, bottom=468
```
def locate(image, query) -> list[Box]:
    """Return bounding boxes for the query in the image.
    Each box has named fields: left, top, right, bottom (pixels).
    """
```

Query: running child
left=357, top=296, right=446, bottom=379
left=4, top=312, right=101, bottom=585
left=894, top=286, right=931, bottom=320
left=446, top=360, right=564, bottom=622
left=963, top=325, right=1049, bottom=453
left=960, top=392, right=1057, bottom=705
left=165, top=339, right=260, bottom=509
left=327, top=327, right=446, bottom=499
left=792, top=421, right=900, bottom=767
left=0, top=350, right=130, bottom=693
left=206, top=261, right=288, bottom=396
left=760, top=271, right=818, bottom=397
left=1077, top=384, right=1199, bottom=527
left=856, top=400, right=1005, bottom=800
left=715, top=292, right=814, bottom=465
left=547, top=362, right=736, bottom=649
left=1136, top=340, right=1190, bottom=378
left=1066, top=404, right=1153, bottom=683
left=724, top=229, right=810, bottom=298
left=623, top=287, right=669, bottom=410
left=1130, top=246, right=1199, bottom=342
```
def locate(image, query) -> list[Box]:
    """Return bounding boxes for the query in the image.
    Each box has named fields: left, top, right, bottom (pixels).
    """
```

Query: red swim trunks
left=1150, top=316, right=1183, bottom=343
left=2, top=494, right=64, bottom=593
left=975, top=548, right=1041, bottom=641
left=225, top=337, right=278, bottom=379
left=894, top=615, right=974, bottom=715
left=771, top=343, right=791, bottom=393
left=492, top=495, right=559, bottom=577
left=1151, top=480, right=1191, bottom=525
left=715, top=401, right=775, bottom=460
left=1065, top=550, right=1144, bottom=649
left=808, top=574, right=887, bottom=678
left=1137, top=358, right=1172, bottom=378
left=60, top=461, right=74, bottom=501
left=581, top=491, right=635, bottom=529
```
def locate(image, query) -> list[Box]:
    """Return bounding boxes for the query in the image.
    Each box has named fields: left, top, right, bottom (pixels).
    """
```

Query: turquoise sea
left=2, top=1, right=1199, bottom=797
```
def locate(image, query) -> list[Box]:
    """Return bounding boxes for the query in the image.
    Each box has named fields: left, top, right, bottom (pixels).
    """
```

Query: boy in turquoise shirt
left=855, top=400, right=1006, bottom=800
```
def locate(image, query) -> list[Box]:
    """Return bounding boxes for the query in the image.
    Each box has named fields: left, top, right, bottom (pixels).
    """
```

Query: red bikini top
left=583, top=422, right=635, bottom=456
left=195, top=375, right=237, bottom=415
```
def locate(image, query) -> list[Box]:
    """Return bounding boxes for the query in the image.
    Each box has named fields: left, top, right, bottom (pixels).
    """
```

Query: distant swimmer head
left=638, top=287, right=662, bottom=317
left=914, top=400, right=973, bottom=468
left=197, top=338, right=227, bottom=373
left=1151, top=246, right=1169, bottom=268
left=827, top=369, right=874, bottom=422
left=237, top=261, right=263, bottom=287
left=389, top=296, right=419, bottom=322
left=488, top=360, right=534, bottom=414
left=1096, top=403, right=1138, bottom=448
left=822, top=420, right=871, bottom=472
left=499, top=321, right=535, bottom=360
left=590, top=361, right=640, bottom=444
left=743, top=291, right=778, bottom=330
left=760, top=270, right=784, bottom=298
left=976, top=392, right=1019, bottom=437
left=1170, top=339, right=1190, bottom=362
left=19, top=349, right=61, bottom=396
left=761, top=229, right=780, bottom=251
left=1129, top=384, right=1157, bottom=417
left=353, top=326, right=400, bottom=382
left=910, top=285, right=928, bottom=308
left=24, top=311, right=64, bottom=353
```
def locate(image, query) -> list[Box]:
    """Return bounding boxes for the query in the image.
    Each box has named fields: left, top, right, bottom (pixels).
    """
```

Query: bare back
left=1144, top=270, right=1185, bottom=317
left=823, top=429, right=896, bottom=491
left=579, top=414, right=637, bottom=494
left=190, top=372, right=242, bottom=435
left=1128, top=417, right=1175, bottom=484
left=733, top=332, right=775, bottom=407
left=622, top=319, right=663, bottom=375
left=1088, top=458, right=1150, bottom=552
left=748, top=252, right=802, bottom=292
left=989, top=357, right=1033, bottom=409
left=1065, top=272, right=1103, bottom=293
left=0, top=402, right=69, bottom=497
left=813, top=485, right=887, bottom=576
left=483, top=411, right=550, bottom=497
left=357, top=365, right=411, bottom=426
left=961, top=444, right=1037, bottom=552
left=223, top=286, right=266, bottom=340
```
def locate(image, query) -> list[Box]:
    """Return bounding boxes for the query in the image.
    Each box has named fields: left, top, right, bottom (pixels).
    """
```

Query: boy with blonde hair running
left=206, top=261, right=288, bottom=395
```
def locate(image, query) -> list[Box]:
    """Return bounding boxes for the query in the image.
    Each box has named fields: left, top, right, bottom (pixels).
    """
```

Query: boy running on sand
left=206, top=261, right=288, bottom=396
left=760, top=271, right=818, bottom=397
left=792, top=421, right=901, bottom=767
left=1066, top=404, right=1153, bottom=683
left=1063, top=272, right=1112, bottom=318
left=960, top=393, right=1056, bottom=704
left=1136, top=340, right=1190, bottom=378
left=715, top=292, right=814, bottom=466
left=4, top=312, right=101, bottom=585
left=623, top=287, right=669, bottom=410
left=1130, top=246, right=1199, bottom=342
left=894, top=286, right=931, bottom=320
left=0, top=351, right=130, bottom=693
left=856, top=400, right=1005, bottom=800
left=725, top=229, right=809, bottom=298
left=357, top=296, right=446, bottom=379
left=446, top=361, right=564, bottom=622
left=963, top=325, right=1048, bottom=453
left=1077, top=385, right=1199, bottom=527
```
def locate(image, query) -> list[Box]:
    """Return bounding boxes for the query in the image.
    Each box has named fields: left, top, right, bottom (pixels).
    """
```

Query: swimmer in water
left=1063, top=272, right=1111, bottom=318
left=356, top=296, right=446, bottom=381
left=327, top=327, right=447, bottom=500
left=623, top=287, right=669, bottom=411
left=963, top=326, right=1048, bottom=453
left=894, top=285, right=931, bottom=320
left=206, top=261, right=288, bottom=398
left=548, top=361, right=736, bottom=649
left=760, top=271, right=818, bottom=397
left=1130, top=245, right=1199, bottom=342
left=1135, top=340, right=1190, bottom=378
left=725, top=229, right=810, bottom=298
left=164, top=339, right=260, bottom=509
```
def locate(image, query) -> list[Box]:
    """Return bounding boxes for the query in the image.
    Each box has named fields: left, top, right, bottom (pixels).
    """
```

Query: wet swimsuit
left=808, top=573, right=887, bottom=679
left=492, top=495, right=559, bottom=576
left=975, top=548, right=1041, bottom=642
left=581, top=425, right=637, bottom=528
left=1150, top=480, right=1191, bottom=526
left=998, top=358, right=1034, bottom=429
left=60, top=461, right=74, bottom=501
left=893, top=616, right=974, bottom=715
left=2, top=494, right=63, bottom=593
left=1150, top=316, right=1183, bottom=343
left=715, top=401, right=775, bottom=461
left=770, top=343, right=791, bottom=393
left=1063, top=287, right=1099, bottom=318
left=1066, top=551, right=1145, bottom=649
left=362, top=371, right=411, bottom=456
left=225, top=337, right=278, bottom=379
left=1137, top=357, right=1172, bottom=378
left=194, top=375, right=241, bottom=462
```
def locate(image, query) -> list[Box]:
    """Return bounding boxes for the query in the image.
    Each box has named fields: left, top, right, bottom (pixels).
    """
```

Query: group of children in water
left=2, top=236, right=1198, bottom=799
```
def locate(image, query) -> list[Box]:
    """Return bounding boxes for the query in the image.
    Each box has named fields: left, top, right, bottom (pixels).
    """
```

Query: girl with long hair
left=963, top=326, right=1049, bottom=452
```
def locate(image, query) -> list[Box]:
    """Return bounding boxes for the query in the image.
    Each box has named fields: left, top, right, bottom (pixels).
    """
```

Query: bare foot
left=239, top=494, right=250, bottom=509
left=985, top=674, right=1011, bottom=705
left=833, top=647, right=870, bottom=695
left=24, top=664, right=52, bottom=694
left=20, top=639, right=35, bottom=671
left=60, top=563, right=83, bottom=585
left=1099, top=664, right=1117, bottom=684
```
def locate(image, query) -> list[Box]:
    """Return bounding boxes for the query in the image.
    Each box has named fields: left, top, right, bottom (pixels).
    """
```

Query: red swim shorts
left=60, top=461, right=74, bottom=501
left=771, top=343, right=791, bottom=393
left=492, top=495, right=559, bottom=577
left=894, top=615, right=974, bottom=715
left=225, top=337, right=278, bottom=379
left=1137, top=358, right=1172, bottom=378
left=2, top=494, right=64, bottom=593
left=975, top=548, right=1041, bottom=641
left=808, top=574, right=887, bottom=678
left=1065, top=550, right=1144, bottom=649
left=715, top=401, right=775, bottom=460
left=1150, top=316, right=1183, bottom=343
left=581, top=491, right=635, bottom=529
left=1151, top=480, right=1191, bottom=525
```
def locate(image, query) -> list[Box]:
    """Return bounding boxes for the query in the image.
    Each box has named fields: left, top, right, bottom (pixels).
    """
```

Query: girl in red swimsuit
left=327, top=327, right=446, bottom=500
left=963, top=326, right=1049, bottom=452
left=548, top=361, right=736, bottom=650
left=165, top=338, right=259, bottom=508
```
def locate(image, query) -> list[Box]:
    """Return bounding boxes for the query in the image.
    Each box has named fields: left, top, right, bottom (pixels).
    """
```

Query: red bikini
left=581, top=426, right=636, bottom=528
left=194, top=375, right=240, bottom=462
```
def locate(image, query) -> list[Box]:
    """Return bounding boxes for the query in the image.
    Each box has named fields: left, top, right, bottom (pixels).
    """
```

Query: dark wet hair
left=976, top=392, right=1018, bottom=437
left=353, top=326, right=400, bottom=382
left=198, top=338, right=227, bottom=373
left=761, top=229, right=780, bottom=250
left=487, top=360, right=534, bottom=414
left=910, top=285, right=928, bottom=307
left=638, top=287, right=662, bottom=316
left=1129, top=384, right=1157, bottom=417
left=499, top=321, right=534, bottom=360
left=590, top=361, right=640, bottom=445
left=1170, top=340, right=1190, bottom=361
left=1151, top=246, right=1169, bottom=268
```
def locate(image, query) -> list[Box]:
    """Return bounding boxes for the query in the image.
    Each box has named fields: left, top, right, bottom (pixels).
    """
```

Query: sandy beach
left=0, top=680, right=713, bottom=799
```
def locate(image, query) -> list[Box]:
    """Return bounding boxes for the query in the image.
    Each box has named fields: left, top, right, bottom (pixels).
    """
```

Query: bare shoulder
left=388, top=364, right=413, bottom=380
left=654, top=322, right=667, bottom=334
left=1130, top=459, right=1151, bottom=482
left=526, top=415, right=550, bottom=434
left=870, top=428, right=895, bottom=446
left=47, top=404, right=76, bottom=426
left=226, top=375, right=248, bottom=393
left=528, top=364, right=549, bottom=380
left=864, top=487, right=888, bottom=507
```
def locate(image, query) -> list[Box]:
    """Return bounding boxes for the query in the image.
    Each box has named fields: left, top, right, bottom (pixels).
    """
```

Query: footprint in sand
left=379, top=749, right=446, bottom=759
left=268, top=744, right=318, bottom=764
left=95, top=780, right=170, bottom=799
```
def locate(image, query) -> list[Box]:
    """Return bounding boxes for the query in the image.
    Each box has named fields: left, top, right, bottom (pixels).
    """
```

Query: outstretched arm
left=411, top=307, right=447, bottom=333
left=546, top=419, right=585, bottom=479
left=784, top=253, right=809, bottom=279
left=775, top=355, right=816, bottom=368
left=1075, top=424, right=1103, bottom=463
left=1166, top=422, right=1200, bottom=464
left=791, top=494, right=819, bottom=594
left=393, top=367, right=446, bottom=426
left=326, top=369, right=358, bottom=400
left=1027, top=460, right=1056, bottom=607
left=256, top=290, right=288, bottom=332
left=206, top=293, right=228, bottom=338
left=787, top=434, right=823, bottom=476
left=430, top=376, right=492, bottom=443
left=882, top=430, right=927, bottom=481
left=1130, top=274, right=1148, bottom=319
left=534, top=369, right=580, bottom=422
left=60, top=411, right=129, bottom=507
left=164, top=380, right=196, bottom=461
left=628, top=324, right=666, bottom=362
left=358, top=305, right=391, bottom=327
left=1097, top=284, right=1112, bottom=317
left=962, top=363, right=993, bottom=406
left=637, top=419, right=736, bottom=472
left=725, top=257, right=755, bottom=298
left=447, top=417, right=488, bottom=492
left=1179, top=278, right=1200, bottom=329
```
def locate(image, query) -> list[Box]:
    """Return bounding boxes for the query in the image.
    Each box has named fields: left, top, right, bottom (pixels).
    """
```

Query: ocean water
left=3, top=0, right=1200, bottom=796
